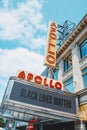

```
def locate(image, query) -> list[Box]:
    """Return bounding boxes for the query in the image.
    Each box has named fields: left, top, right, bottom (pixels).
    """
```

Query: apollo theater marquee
left=0, top=21, right=79, bottom=129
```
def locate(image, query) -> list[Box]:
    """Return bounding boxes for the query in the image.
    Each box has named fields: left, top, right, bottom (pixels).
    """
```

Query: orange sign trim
left=44, top=21, right=58, bottom=68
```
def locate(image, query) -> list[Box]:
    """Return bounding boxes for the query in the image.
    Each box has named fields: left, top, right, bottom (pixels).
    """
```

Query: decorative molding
left=57, top=14, right=87, bottom=58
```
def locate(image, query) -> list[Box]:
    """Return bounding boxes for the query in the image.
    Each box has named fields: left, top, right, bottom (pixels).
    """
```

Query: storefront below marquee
left=43, top=122, right=75, bottom=130
left=15, top=121, right=87, bottom=130
left=16, top=122, right=75, bottom=130
left=85, top=122, right=87, bottom=130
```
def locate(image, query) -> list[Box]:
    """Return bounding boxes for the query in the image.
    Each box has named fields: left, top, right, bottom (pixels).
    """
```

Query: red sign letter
left=17, top=71, right=26, bottom=80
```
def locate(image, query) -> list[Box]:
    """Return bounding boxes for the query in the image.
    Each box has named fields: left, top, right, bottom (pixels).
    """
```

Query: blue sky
left=0, top=0, right=87, bottom=104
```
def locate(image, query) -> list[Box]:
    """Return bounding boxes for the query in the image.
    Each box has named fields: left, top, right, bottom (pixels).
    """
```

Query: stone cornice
left=76, top=88, right=87, bottom=97
left=56, top=14, right=87, bottom=58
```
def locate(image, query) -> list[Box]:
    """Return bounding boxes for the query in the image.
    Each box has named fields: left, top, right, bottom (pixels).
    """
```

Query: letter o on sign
left=55, top=82, right=62, bottom=90
left=46, top=55, right=55, bottom=64
left=34, top=76, right=42, bottom=84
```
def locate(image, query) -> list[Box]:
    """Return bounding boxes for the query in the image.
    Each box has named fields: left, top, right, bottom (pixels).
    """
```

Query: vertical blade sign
left=44, top=21, right=58, bottom=68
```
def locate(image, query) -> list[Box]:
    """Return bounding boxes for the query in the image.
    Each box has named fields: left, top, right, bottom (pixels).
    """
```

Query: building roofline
left=56, top=14, right=87, bottom=58
left=76, top=88, right=87, bottom=96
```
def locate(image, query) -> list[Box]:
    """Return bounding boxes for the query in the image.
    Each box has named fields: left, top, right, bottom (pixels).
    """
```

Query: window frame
left=82, top=67, right=87, bottom=88
left=80, top=39, right=87, bottom=58
left=63, top=77, right=74, bottom=93
left=63, top=54, right=72, bottom=72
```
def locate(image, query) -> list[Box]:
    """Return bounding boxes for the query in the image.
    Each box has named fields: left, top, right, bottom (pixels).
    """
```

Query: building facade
left=1, top=14, right=87, bottom=130
left=41, top=14, right=87, bottom=130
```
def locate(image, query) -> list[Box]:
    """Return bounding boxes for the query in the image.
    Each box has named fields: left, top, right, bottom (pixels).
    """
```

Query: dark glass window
left=54, top=69, right=58, bottom=80
left=63, top=77, right=74, bottom=93
left=80, top=39, right=87, bottom=58
left=82, top=68, right=87, bottom=88
left=64, top=54, right=72, bottom=72
left=41, top=67, right=48, bottom=77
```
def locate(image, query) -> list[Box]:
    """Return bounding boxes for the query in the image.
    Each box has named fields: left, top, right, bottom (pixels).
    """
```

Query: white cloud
left=0, top=47, right=46, bottom=77
left=2, top=0, right=10, bottom=8
left=0, top=0, right=47, bottom=49
left=0, top=10, right=21, bottom=40
left=0, top=0, right=47, bottom=104
left=0, top=47, right=46, bottom=104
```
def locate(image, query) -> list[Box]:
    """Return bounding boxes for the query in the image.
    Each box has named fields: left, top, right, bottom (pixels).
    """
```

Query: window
left=64, top=54, right=72, bottom=72
left=63, top=77, right=74, bottom=93
left=80, top=39, right=87, bottom=58
left=41, top=67, right=48, bottom=77
left=54, top=69, right=58, bottom=80
left=82, top=68, right=87, bottom=88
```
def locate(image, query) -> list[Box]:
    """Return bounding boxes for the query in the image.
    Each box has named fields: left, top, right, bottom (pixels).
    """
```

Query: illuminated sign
left=9, top=81, right=76, bottom=114
left=79, top=104, right=87, bottom=121
left=17, top=70, right=63, bottom=90
left=44, top=21, right=58, bottom=68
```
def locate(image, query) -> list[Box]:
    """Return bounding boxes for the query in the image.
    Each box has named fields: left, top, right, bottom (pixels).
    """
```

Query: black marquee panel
left=9, top=81, right=76, bottom=114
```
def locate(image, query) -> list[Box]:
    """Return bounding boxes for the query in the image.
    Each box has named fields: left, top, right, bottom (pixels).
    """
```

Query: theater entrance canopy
left=1, top=77, right=79, bottom=124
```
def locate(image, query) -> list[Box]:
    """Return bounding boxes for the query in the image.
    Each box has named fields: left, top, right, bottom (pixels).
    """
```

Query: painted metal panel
left=9, top=81, right=76, bottom=114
